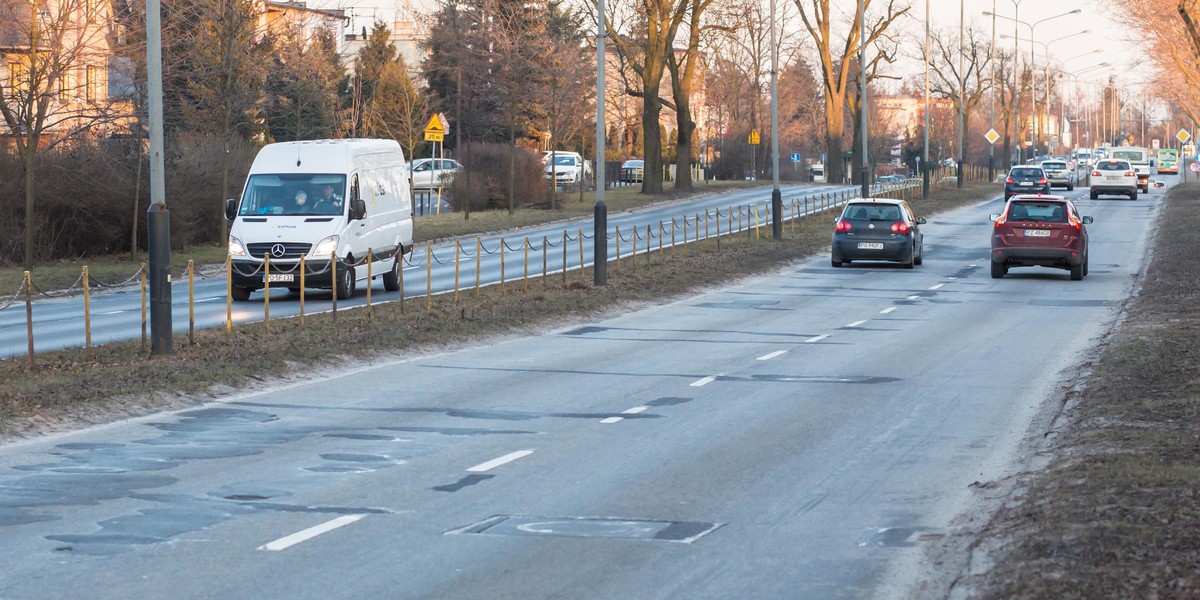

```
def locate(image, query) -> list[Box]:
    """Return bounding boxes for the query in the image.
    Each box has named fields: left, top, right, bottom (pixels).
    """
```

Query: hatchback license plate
left=265, top=273, right=295, bottom=283
left=857, top=242, right=885, bottom=250
left=1020, top=181, right=1033, bottom=186
left=1024, top=229, right=1051, bottom=237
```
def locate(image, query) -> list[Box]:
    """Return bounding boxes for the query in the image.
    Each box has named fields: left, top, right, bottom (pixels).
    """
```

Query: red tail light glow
left=1091, top=170, right=1101, bottom=177
left=1038, top=177, right=1048, bottom=184
left=835, top=220, right=852, bottom=232
left=1125, top=171, right=1135, bottom=177
left=1006, top=176, right=1014, bottom=184
left=890, top=221, right=909, bottom=233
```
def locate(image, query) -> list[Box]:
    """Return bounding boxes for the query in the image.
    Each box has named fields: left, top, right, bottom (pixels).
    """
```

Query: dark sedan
left=831, top=199, right=926, bottom=268
left=1004, top=166, right=1050, bottom=200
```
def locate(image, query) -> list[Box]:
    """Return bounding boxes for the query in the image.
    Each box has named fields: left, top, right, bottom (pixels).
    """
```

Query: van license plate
left=857, top=242, right=885, bottom=250
left=265, top=274, right=295, bottom=283
left=1024, top=229, right=1051, bottom=237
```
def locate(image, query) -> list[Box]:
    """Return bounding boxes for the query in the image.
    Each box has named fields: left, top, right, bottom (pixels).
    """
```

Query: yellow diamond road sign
left=1177, top=129, right=1191, bottom=144
left=984, top=128, right=1000, bottom=145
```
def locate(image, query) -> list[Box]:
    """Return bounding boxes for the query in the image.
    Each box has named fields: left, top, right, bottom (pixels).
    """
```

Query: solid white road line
left=690, top=375, right=719, bottom=387
left=467, top=450, right=535, bottom=473
left=880, top=307, right=897, bottom=314
left=757, top=350, right=788, bottom=361
left=258, top=515, right=365, bottom=552
left=600, top=417, right=624, bottom=424
left=804, top=335, right=829, bottom=343
left=622, top=406, right=649, bottom=414
left=928, top=283, right=944, bottom=290
left=845, top=320, right=866, bottom=328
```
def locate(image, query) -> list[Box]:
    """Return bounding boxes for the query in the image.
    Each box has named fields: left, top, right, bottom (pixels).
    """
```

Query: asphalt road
left=0, top=178, right=1165, bottom=598
left=0, top=182, right=874, bottom=359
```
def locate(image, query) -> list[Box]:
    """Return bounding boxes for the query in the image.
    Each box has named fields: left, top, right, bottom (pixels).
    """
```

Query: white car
left=1089, top=159, right=1138, bottom=200
left=542, top=151, right=592, bottom=186
left=408, top=158, right=461, bottom=189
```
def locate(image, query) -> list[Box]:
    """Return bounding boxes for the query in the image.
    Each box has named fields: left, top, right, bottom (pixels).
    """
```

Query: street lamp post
left=988, top=0, right=996, bottom=180
left=594, top=0, right=607, bottom=285
left=146, top=0, right=171, bottom=355
left=923, top=0, right=930, bottom=199
left=859, top=0, right=869, bottom=198
left=770, top=0, right=782, bottom=240
left=957, top=0, right=964, bottom=188
left=1000, top=30, right=1089, bottom=156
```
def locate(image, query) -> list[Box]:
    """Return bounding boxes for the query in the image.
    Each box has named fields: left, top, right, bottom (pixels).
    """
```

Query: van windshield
left=239, top=174, right=347, bottom=216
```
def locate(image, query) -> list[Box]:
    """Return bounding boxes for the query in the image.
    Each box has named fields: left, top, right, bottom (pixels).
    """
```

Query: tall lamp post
left=859, top=0, right=869, bottom=198
left=923, top=0, right=930, bottom=198
left=146, top=0, right=171, bottom=355
left=988, top=0, right=996, bottom=180
left=1000, top=29, right=1090, bottom=156
left=956, top=0, right=964, bottom=188
left=593, top=0, right=607, bottom=285
left=770, top=0, right=782, bottom=240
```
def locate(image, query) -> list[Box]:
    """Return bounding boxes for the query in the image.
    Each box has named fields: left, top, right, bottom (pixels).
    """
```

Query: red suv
left=990, top=195, right=1093, bottom=280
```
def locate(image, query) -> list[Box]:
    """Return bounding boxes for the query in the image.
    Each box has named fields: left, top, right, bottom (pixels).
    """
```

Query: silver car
left=1039, top=160, right=1077, bottom=191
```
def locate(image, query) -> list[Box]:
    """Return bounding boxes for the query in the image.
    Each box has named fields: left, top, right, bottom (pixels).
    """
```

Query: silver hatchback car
left=1039, top=160, right=1077, bottom=191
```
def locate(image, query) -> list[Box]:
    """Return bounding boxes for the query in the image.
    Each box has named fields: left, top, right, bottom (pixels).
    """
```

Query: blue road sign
left=790, top=153, right=801, bottom=162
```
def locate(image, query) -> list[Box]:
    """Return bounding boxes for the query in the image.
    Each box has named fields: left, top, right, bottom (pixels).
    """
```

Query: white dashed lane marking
left=690, top=375, right=719, bottom=387
left=622, top=406, right=649, bottom=414
left=880, top=307, right=897, bottom=314
left=907, top=295, right=920, bottom=301
left=928, top=283, right=944, bottom=290
left=258, top=515, right=365, bottom=552
left=845, top=320, right=866, bottom=328
left=805, top=335, right=829, bottom=343
left=467, top=450, right=535, bottom=473
left=757, top=350, right=787, bottom=361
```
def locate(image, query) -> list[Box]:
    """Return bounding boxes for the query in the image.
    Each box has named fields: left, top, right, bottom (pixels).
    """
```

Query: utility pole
left=146, top=0, right=171, bottom=355
left=770, top=0, right=782, bottom=240
left=593, top=0, right=607, bottom=285
left=957, top=0, right=964, bottom=188
left=923, top=0, right=930, bottom=199
left=859, top=0, right=869, bottom=198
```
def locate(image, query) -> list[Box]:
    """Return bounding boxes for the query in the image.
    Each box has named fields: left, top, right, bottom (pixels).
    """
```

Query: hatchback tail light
left=1091, top=170, right=1102, bottom=177
left=890, top=221, right=909, bottom=233
left=1038, top=177, right=1048, bottom=185
left=1125, top=171, right=1135, bottom=177
left=1006, top=176, right=1014, bottom=184
left=835, top=220, right=852, bottom=232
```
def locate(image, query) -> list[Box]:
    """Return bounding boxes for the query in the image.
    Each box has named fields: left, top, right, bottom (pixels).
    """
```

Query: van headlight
left=311, top=235, right=339, bottom=258
left=228, top=236, right=247, bottom=257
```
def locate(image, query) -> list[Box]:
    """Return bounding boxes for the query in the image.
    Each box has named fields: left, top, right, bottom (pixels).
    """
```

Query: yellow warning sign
left=749, top=130, right=760, bottom=145
left=424, top=115, right=445, bottom=135
left=424, top=132, right=444, bottom=142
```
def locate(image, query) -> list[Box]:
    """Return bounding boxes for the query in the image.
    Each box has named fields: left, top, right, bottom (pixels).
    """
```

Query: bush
left=446, top=142, right=550, bottom=212
left=0, top=134, right=258, bottom=265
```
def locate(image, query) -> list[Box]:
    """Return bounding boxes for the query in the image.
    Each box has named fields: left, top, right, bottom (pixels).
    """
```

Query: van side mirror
left=352, top=198, right=367, bottom=220
left=1082, top=216, right=1094, bottom=224
left=225, top=198, right=238, bottom=220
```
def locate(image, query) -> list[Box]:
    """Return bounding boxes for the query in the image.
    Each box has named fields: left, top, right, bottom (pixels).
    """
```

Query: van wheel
left=231, top=286, right=253, bottom=301
left=382, top=254, right=401, bottom=292
left=335, top=265, right=356, bottom=300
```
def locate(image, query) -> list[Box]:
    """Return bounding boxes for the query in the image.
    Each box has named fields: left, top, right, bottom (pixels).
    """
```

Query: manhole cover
left=447, top=516, right=721, bottom=544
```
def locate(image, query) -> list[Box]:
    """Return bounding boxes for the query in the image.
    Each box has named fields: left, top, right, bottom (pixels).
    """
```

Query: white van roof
left=251, top=139, right=405, bottom=173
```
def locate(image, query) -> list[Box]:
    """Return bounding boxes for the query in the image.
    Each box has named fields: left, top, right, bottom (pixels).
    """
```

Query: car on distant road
left=831, top=198, right=926, bottom=268
left=1004, top=166, right=1050, bottom=200
left=1153, top=179, right=1167, bottom=189
left=619, top=159, right=645, bottom=183
left=542, top=151, right=593, bottom=187
left=989, top=195, right=1092, bottom=280
left=1089, top=159, right=1138, bottom=200
left=1039, top=159, right=1076, bottom=191
left=877, top=174, right=905, bottom=183
left=408, top=158, right=462, bottom=189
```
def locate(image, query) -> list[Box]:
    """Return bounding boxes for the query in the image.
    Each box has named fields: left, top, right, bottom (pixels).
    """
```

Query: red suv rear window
left=1008, top=202, right=1067, bottom=222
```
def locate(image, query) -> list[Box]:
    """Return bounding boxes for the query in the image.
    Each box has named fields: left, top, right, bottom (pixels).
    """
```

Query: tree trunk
left=221, top=140, right=230, bottom=244
left=22, top=144, right=36, bottom=270
left=825, top=104, right=846, bottom=185
left=642, top=99, right=664, bottom=193
left=458, top=70, right=469, bottom=221
left=674, top=107, right=694, bottom=190
left=132, top=144, right=143, bottom=261
left=508, top=124, right=515, bottom=215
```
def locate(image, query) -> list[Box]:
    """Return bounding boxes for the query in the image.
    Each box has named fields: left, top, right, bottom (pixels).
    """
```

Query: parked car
left=619, top=159, right=645, bottom=183
left=830, top=198, right=926, bottom=268
left=989, top=195, right=1092, bottom=280
left=877, top=174, right=905, bottom=183
left=1038, top=159, right=1077, bottom=191
left=1004, top=166, right=1049, bottom=200
left=542, top=151, right=593, bottom=187
left=407, top=158, right=462, bottom=189
left=1089, top=159, right=1137, bottom=200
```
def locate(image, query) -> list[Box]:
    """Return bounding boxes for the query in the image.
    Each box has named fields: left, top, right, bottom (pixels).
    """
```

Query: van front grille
left=246, top=242, right=313, bottom=260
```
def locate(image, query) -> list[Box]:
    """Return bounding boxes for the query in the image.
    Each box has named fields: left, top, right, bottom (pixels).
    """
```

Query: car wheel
left=382, top=254, right=402, bottom=292
left=991, top=261, right=1005, bottom=279
left=1090, top=191, right=1098, bottom=200
left=1070, top=261, right=1084, bottom=281
left=1067, top=184, right=1074, bottom=191
left=231, top=286, right=253, bottom=301
left=1083, top=253, right=1089, bottom=277
left=335, top=265, right=356, bottom=300
left=914, top=248, right=923, bottom=266
left=1130, top=190, right=1138, bottom=201
left=903, top=247, right=915, bottom=269
left=831, top=258, right=843, bottom=268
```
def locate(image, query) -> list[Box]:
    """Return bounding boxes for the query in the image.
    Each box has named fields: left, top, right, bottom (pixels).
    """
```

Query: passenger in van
left=292, top=190, right=310, bottom=213
left=311, top=184, right=343, bottom=215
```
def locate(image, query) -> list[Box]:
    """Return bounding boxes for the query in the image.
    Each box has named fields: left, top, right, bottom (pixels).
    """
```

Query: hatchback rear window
left=1008, top=202, right=1068, bottom=222
left=1097, top=161, right=1131, bottom=171
left=1042, top=162, right=1066, bottom=170
left=1010, top=168, right=1043, bottom=178
left=844, top=203, right=901, bottom=221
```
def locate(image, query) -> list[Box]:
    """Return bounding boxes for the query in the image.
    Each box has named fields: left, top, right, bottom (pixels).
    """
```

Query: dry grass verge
left=0, top=184, right=994, bottom=439
left=966, top=184, right=1200, bottom=598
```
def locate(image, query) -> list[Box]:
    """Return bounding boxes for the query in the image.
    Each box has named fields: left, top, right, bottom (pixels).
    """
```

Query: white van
left=810, top=163, right=826, bottom=183
left=225, top=139, right=413, bottom=301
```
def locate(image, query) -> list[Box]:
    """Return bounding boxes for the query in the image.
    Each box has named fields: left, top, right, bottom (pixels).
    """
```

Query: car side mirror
left=225, top=198, right=238, bottom=220
left=1082, top=216, right=1094, bottom=224
left=988, top=213, right=1001, bottom=221
left=916, top=217, right=927, bottom=224
left=352, top=198, right=367, bottom=220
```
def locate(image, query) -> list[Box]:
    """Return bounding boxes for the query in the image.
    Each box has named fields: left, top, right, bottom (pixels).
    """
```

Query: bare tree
left=1, top=0, right=125, bottom=268
left=918, top=24, right=992, bottom=170
left=792, top=0, right=909, bottom=185
left=541, top=2, right=593, bottom=208
left=361, top=53, right=429, bottom=162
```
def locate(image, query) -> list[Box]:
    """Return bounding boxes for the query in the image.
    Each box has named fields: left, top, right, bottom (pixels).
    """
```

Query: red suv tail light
left=890, top=221, right=909, bottom=233
left=835, top=220, right=852, bottom=232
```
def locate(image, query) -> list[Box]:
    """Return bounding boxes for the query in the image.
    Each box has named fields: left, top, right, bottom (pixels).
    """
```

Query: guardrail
left=6, top=178, right=963, bottom=366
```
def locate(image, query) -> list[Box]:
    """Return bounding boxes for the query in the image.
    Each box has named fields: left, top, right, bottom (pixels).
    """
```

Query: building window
left=85, top=64, right=102, bottom=103
left=8, top=61, right=27, bottom=95
left=86, top=0, right=97, bottom=22
left=58, top=70, right=70, bottom=102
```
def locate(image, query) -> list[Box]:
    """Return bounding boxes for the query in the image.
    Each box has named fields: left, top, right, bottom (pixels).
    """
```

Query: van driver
left=311, top=184, right=343, bottom=214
